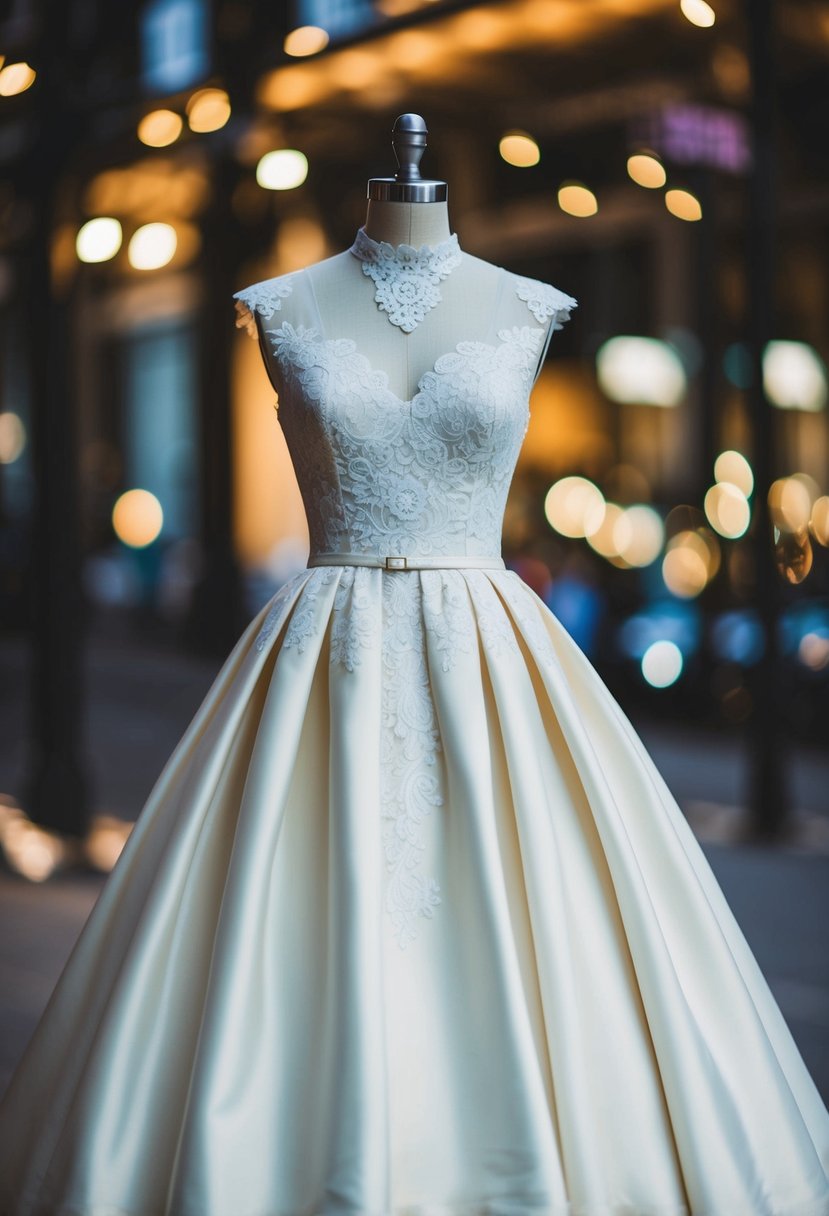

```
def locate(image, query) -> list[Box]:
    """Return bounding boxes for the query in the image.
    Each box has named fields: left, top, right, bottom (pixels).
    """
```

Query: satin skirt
left=1, top=565, right=828, bottom=1216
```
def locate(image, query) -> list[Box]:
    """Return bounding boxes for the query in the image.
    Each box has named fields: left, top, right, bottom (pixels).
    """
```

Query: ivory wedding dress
left=1, top=227, right=828, bottom=1216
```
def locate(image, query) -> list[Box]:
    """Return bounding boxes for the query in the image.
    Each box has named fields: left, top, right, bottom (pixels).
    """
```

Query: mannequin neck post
left=363, top=199, right=452, bottom=248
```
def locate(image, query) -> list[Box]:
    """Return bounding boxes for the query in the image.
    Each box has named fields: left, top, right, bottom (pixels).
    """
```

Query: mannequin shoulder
left=232, top=270, right=302, bottom=338
left=504, top=268, right=578, bottom=330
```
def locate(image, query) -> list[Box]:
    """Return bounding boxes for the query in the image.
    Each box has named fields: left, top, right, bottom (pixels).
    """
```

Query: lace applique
left=253, top=570, right=312, bottom=652
left=277, top=567, right=339, bottom=655
left=466, top=571, right=523, bottom=660
left=329, top=567, right=378, bottom=671
left=232, top=275, right=297, bottom=338
left=381, top=574, right=443, bottom=947
left=512, top=275, right=578, bottom=331
left=267, top=321, right=542, bottom=558
left=349, top=225, right=463, bottom=333
left=498, top=573, right=562, bottom=674
left=421, top=571, right=476, bottom=673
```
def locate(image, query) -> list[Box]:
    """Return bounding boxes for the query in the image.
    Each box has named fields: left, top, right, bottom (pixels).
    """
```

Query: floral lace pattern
left=381, top=574, right=443, bottom=947
left=266, top=320, right=543, bottom=560
left=329, top=567, right=380, bottom=671
left=512, top=275, right=578, bottom=331
left=232, top=275, right=297, bottom=337
left=349, top=225, right=463, bottom=333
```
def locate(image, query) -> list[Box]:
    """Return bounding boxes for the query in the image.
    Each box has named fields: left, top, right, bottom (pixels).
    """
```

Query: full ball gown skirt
left=0, top=566, right=828, bottom=1216
left=2, top=247, right=829, bottom=1215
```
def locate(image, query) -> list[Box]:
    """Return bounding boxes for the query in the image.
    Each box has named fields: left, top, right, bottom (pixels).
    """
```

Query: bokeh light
left=138, top=109, right=183, bottom=147
left=799, top=632, right=829, bottom=671
left=713, top=449, right=754, bottom=497
left=112, top=489, right=164, bottom=547
left=768, top=476, right=812, bottom=532
left=0, top=61, right=36, bottom=96
left=0, top=412, right=25, bottom=463
left=665, top=189, right=702, bottom=221
left=186, top=88, right=231, bottom=133
left=763, top=340, right=827, bottom=412
left=256, top=149, right=309, bottom=190
left=76, top=217, right=123, bottom=263
left=544, top=476, right=605, bottom=538
left=662, top=528, right=720, bottom=597
left=586, top=501, right=626, bottom=559
left=704, top=481, right=750, bottom=539
left=626, top=153, right=666, bottom=188
left=284, top=25, right=330, bottom=56
left=0, top=807, right=67, bottom=881
left=642, top=640, right=684, bottom=688
left=810, top=496, right=829, bottom=546
left=617, top=504, right=665, bottom=566
left=596, top=336, right=686, bottom=406
left=128, top=223, right=177, bottom=270
left=680, top=0, right=716, bottom=27
left=774, top=528, right=813, bottom=584
left=557, top=182, right=597, bottom=217
left=499, top=131, right=540, bottom=167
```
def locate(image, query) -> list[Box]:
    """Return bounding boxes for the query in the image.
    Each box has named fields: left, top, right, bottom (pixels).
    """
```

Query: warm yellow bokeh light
left=665, top=189, right=702, bottom=221
left=714, top=449, right=754, bottom=497
left=0, top=412, right=25, bottom=463
left=810, top=496, right=829, bottom=546
left=0, top=61, right=36, bottom=96
left=617, top=504, right=665, bottom=566
left=558, top=183, right=598, bottom=217
left=662, top=544, right=708, bottom=598
left=112, top=489, right=164, bottom=547
left=128, top=223, right=177, bottom=270
left=187, top=88, right=231, bottom=133
left=138, top=109, right=183, bottom=147
left=662, top=527, right=720, bottom=597
left=85, top=817, right=133, bottom=872
left=680, top=0, right=716, bottom=28
left=768, top=476, right=812, bottom=532
left=774, top=527, right=813, bottom=584
left=544, top=476, right=605, bottom=539
left=499, top=131, right=540, bottom=168
left=704, top=482, right=751, bottom=539
left=76, top=217, right=123, bottom=263
left=1, top=809, right=67, bottom=881
left=586, top=501, right=626, bottom=559
left=627, top=153, right=666, bottom=189
left=284, top=25, right=330, bottom=56
left=256, top=149, right=308, bottom=190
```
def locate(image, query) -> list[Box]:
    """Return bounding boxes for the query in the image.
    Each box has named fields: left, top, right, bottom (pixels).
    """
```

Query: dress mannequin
left=235, top=115, right=565, bottom=405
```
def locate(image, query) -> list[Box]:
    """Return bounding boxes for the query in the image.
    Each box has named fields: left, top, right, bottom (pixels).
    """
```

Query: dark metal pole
left=184, top=144, right=247, bottom=656
left=20, top=2, right=90, bottom=837
left=744, top=0, right=788, bottom=840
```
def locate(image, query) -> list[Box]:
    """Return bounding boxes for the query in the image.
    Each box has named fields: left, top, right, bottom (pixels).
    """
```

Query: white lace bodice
left=233, top=243, right=577, bottom=564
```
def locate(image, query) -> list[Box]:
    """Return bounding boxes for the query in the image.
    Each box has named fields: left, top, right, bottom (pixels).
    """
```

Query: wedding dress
left=1, top=227, right=828, bottom=1216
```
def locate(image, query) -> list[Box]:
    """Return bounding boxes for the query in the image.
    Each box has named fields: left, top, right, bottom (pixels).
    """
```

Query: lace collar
left=349, top=225, right=463, bottom=333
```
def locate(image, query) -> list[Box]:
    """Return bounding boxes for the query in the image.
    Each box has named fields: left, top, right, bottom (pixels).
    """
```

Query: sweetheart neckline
left=265, top=324, right=545, bottom=408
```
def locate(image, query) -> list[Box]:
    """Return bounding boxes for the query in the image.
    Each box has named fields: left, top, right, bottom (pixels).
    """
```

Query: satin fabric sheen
left=0, top=567, right=828, bottom=1215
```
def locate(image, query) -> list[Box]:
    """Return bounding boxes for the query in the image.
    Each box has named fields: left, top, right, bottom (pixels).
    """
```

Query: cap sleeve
left=232, top=274, right=297, bottom=339
left=512, top=275, right=578, bottom=332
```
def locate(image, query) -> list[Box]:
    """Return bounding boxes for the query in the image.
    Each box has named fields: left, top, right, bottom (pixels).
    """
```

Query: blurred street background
left=0, top=0, right=828, bottom=1104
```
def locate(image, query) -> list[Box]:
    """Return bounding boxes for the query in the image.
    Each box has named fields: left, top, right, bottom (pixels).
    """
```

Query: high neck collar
left=349, top=225, right=463, bottom=333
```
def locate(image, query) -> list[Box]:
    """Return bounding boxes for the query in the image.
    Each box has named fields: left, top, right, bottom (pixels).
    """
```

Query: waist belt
left=307, top=552, right=506, bottom=571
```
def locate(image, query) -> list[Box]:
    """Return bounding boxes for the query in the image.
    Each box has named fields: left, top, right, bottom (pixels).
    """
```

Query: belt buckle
left=384, top=555, right=408, bottom=570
